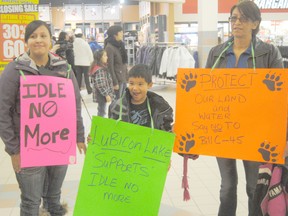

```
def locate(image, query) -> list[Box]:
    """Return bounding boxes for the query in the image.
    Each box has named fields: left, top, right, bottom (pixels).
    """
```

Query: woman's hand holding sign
left=11, top=153, right=21, bottom=173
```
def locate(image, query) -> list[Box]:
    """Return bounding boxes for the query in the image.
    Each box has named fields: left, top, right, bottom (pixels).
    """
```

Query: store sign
left=255, top=0, right=288, bottom=9
left=65, top=5, right=83, bottom=21
left=0, top=0, right=38, bottom=74
left=39, top=5, right=50, bottom=22
left=84, top=5, right=102, bottom=21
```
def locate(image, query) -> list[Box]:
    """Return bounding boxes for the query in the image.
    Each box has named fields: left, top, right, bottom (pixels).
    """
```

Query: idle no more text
left=22, top=82, right=70, bottom=147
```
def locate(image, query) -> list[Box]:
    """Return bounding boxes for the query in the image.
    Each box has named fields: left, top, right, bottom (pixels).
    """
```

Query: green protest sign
left=74, top=116, right=175, bottom=216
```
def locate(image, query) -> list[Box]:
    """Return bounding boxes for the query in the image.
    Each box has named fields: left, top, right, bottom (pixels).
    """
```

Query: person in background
left=88, top=35, right=102, bottom=54
left=0, top=20, right=86, bottom=216
left=89, top=49, right=115, bottom=117
left=104, top=25, right=128, bottom=99
left=52, top=36, right=57, bottom=46
left=73, top=28, right=93, bottom=94
left=55, top=31, right=75, bottom=70
left=205, top=1, right=283, bottom=216
left=68, top=33, right=75, bottom=44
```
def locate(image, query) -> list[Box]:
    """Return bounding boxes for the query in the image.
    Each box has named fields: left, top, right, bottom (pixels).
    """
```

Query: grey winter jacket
left=205, top=37, right=283, bottom=69
left=105, top=42, right=128, bottom=86
left=109, top=89, right=173, bottom=132
left=0, top=52, right=85, bottom=155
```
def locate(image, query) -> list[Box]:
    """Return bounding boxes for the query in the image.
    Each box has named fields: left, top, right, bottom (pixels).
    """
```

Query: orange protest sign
left=174, top=68, right=288, bottom=164
left=0, top=0, right=39, bottom=74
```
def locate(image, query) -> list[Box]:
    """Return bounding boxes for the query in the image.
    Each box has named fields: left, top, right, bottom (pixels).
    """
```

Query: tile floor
left=0, top=83, right=249, bottom=216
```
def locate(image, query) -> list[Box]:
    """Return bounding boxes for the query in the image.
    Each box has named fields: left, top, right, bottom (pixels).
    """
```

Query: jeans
left=216, top=158, right=260, bottom=216
left=16, top=165, right=68, bottom=216
left=75, top=65, right=92, bottom=94
left=96, top=93, right=107, bottom=117
left=115, top=82, right=127, bottom=99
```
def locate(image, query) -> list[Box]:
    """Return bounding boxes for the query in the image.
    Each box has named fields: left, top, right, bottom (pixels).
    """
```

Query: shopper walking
left=55, top=31, right=75, bottom=68
left=205, top=1, right=283, bottom=216
left=73, top=28, right=93, bottom=94
left=88, top=35, right=102, bottom=54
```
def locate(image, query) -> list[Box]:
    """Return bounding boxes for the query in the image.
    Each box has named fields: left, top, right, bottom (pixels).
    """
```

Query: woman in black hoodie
left=104, top=25, right=128, bottom=99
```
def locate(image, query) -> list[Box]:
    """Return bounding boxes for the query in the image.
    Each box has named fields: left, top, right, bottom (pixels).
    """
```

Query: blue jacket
left=89, top=41, right=102, bottom=53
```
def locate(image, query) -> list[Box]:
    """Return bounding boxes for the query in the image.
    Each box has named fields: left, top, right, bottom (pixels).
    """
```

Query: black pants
left=75, top=65, right=92, bottom=94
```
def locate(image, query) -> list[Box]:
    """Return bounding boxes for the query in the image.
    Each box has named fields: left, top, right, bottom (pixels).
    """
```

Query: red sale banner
left=0, top=0, right=39, bottom=74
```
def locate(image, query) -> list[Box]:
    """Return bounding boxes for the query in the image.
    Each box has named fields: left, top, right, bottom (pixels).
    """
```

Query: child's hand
left=11, top=153, right=21, bottom=173
left=77, top=142, right=87, bottom=154
left=87, top=134, right=91, bottom=143
left=106, top=95, right=111, bottom=102
left=113, top=84, right=119, bottom=90
left=168, top=160, right=171, bottom=172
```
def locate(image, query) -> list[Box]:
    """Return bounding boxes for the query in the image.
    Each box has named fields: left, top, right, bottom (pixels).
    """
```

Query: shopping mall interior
left=1, top=0, right=288, bottom=215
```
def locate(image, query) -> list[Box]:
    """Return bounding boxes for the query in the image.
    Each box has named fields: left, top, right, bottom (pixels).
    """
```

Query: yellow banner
left=174, top=68, right=288, bottom=164
left=0, top=0, right=39, bottom=73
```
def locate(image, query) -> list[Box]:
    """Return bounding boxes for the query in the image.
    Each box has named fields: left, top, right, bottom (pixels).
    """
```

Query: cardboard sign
left=0, top=0, right=39, bottom=74
left=174, top=68, right=288, bottom=164
left=20, top=75, right=76, bottom=167
left=74, top=116, right=175, bottom=216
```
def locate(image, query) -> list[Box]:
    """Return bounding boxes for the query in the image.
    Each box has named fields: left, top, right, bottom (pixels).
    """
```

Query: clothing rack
left=140, top=41, right=185, bottom=47
left=138, top=42, right=181, bottom=86
left=136, top=42, right=196, bottom=86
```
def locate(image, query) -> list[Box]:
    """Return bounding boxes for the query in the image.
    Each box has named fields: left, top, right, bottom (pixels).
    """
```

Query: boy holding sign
left=81, top=64, right=174, bottom=215
left=109, top=64, right=173, bottom=132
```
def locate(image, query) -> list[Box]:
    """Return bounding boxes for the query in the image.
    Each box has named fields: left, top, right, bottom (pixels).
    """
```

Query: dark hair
left=107, top=25, right=123, bottom=38
left=128, top=64, right=152, bottom=83
left=58, top=31, right=68, bottom=41
left=91, top=49, right=106, bottom=69
left=75, top=34, right=83, bottom=38
left=230, top=1, right=261, bottom=35
left=24, top=20, right=51, bottom=42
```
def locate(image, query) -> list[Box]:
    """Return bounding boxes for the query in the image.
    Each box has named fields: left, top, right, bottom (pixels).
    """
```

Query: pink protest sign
left=20, top=75, right=77, bottom=168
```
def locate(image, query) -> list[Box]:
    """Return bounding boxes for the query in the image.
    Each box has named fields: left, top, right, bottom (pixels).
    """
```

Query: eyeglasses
left=228, top=16, right=250, bottom=23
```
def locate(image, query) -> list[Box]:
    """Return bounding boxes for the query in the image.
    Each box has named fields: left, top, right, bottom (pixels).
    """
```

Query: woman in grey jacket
left=205, top=2, right=283, bottom=216
left=0, top=20, right=86, bottom=216
left=104, top=25, right=128, bottom=99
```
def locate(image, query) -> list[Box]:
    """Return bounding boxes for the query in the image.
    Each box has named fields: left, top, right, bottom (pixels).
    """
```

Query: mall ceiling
left=39, top=0, right=139, bottom=7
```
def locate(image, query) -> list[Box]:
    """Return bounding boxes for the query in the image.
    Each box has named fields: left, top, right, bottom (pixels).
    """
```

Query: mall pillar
left=168, top=3, right=175, bottom=42
left=198, top=0, right=218, bottom=68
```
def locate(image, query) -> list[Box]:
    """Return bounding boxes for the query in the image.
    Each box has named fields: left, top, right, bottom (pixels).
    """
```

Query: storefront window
left=258, top=21, right=288, bottom=46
